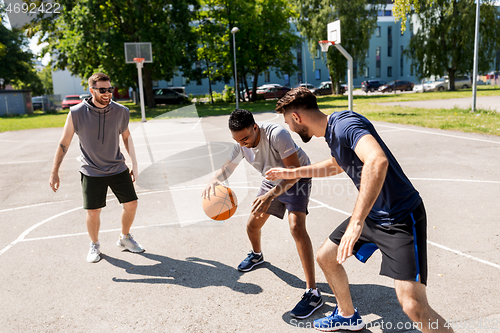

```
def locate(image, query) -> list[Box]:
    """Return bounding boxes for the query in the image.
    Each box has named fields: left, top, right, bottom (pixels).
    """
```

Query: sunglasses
left=92, top=87, right=115, bottom=94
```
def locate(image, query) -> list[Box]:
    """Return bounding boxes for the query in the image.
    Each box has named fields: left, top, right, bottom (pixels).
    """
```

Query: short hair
left=228, top=109, right=255, bottom=131
left=275, top=87, right=319, bottom=114
left=88, top=73, right=110, bottom=88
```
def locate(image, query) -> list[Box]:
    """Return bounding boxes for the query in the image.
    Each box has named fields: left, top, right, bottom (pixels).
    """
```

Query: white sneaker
left=87, top=242, right=101, bottom=263
left=117, top=234, right=145, bottom=253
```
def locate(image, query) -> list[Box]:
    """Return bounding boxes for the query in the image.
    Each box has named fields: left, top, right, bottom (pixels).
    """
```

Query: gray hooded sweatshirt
left=71, top=98, right=129, bottom=177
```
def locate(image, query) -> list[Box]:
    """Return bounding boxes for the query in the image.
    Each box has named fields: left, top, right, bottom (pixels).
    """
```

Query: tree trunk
left=448, top=70, right=456, bottom=91
left=251, top=69, right=260, bottom=101
left=143, top=68, right=156, bottom=108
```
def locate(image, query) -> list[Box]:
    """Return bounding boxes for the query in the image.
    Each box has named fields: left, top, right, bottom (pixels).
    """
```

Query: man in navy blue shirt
left=266, top=87, right=453, bottom=332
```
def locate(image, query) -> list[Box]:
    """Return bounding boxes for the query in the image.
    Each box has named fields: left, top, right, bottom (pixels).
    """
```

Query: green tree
left=30, top=0, right=198, bottom=107
left=196, top=0, right=301, bottom=102
left=294, top=0, right=383, bottom=94
left=195, top=0, right=234, bottom=103
left=393, top=0, right=422, bottom=32
left=406, top=0, right=500, bottom=90
left=38, top=64, right=54, bottom=95
left=240, top=0, right=301, bottom=101
left=0, top=10, right=43, bottom=93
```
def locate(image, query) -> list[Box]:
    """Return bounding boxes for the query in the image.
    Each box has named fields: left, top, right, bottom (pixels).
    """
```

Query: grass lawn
left=1, top=86, right=499, bottom=136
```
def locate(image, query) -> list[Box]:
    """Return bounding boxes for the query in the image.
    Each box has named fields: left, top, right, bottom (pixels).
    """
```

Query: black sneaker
left=237, top=251, right=264, bottom=272
left=291, top=288, right=324, bottom=319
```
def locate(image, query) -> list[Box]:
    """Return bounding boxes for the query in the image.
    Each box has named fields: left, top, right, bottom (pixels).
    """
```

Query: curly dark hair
left=228, top=109, right=256, bottom=131
left=275, top=87, right=318, bottom=114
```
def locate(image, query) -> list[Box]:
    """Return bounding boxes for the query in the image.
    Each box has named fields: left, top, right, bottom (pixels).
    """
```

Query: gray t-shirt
left=228, top=123, right=310, bottom=185
left=71, top=98, right=129, bottom=177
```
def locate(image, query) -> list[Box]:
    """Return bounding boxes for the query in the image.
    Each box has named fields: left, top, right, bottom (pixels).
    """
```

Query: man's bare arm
left=49, top=112, right=75, bottom=192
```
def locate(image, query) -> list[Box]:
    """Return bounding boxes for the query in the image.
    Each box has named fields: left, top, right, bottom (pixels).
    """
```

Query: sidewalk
left=375, top=95, right=500, bottom=112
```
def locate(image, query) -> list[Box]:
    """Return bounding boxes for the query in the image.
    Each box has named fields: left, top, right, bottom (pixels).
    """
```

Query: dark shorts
left=257, top=178, right=311, bottom=219
left=329, top=202, right=428, bottom=285
left=80, top=169, right=138, bottom=210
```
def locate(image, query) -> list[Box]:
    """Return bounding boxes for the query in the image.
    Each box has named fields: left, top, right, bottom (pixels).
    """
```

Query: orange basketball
left=202, top=185, right=238, bottom=221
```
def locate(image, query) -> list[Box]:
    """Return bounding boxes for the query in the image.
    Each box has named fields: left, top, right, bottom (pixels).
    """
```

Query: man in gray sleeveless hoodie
left=49, top=73, right=144, bottom=263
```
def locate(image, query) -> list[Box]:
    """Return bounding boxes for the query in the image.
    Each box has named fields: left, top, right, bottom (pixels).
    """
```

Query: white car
left=413, top=80, right=435, bottom=93
left=426, top=76, right=471, bottom=92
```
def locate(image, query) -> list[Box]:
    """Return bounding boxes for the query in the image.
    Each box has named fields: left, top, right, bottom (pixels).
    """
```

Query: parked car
left=256, top=86, right=291, bottom=100
left=361, top=80, right=386, bottom=92
left=413, top=80, right=435, bottom=93
left=32, top=96, right=44, bottom=110
left=153, top=88, right=189, bottom=104
left=311, top=81, right=346, bottom=96
left=297, top=83, right=316, bottom=91
left=425, top=76, right=471, bottom=92
left=378, top=80, right=414, bottom=93
left=62, top=95, right=82, bottom=109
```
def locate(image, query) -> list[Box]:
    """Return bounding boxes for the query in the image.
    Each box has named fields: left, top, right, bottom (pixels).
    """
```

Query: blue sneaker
left=291, top=288, right=324, bottom=319
left=237, top=251, right=264, bottom=272
left=314, top=306, right=365, bottom=331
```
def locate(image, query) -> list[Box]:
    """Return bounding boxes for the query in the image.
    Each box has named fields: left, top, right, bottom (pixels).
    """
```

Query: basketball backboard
left=328, top=20, right=341, bottom=44
left=124, top=43, right=153, bottom=63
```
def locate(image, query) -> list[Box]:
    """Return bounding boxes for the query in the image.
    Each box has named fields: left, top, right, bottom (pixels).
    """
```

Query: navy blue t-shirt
left=325, top=110, right=421, bottom=224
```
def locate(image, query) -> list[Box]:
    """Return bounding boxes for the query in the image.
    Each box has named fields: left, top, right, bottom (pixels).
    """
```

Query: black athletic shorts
left=329, top=202, right=428, bottom=285
left=80, top=169, right=138, bottom=210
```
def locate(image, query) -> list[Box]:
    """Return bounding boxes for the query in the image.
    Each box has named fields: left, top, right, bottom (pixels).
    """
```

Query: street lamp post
left=231, top=27, right=240, bottom=109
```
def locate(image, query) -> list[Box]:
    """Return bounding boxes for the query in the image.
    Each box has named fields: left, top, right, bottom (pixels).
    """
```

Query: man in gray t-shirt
left=49, top=73, right=144, bottom=263
left=202, top=109, right=323, bottom=319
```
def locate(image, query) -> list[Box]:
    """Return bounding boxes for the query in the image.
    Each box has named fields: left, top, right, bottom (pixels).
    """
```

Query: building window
left=388, top=46, right=392, bottom=57
left=264, top=71, right=270, bottom=83
left=297, top=72, right=303, bottom=84
left=376, top=47, right=381, bottom=77
left=315, top=69, right=321, bottom=80
left=364, top=67, right=369, bottom=78
left=375, top=26, right=381, bottom=37
left=388, top=26, right=392, bottom=38
left=400, top=46, right=404, bottom=77
left=284, top=74, right=290, bottom=86
left=353, top=61, right=358, bottom=79
left=385, top=10, right=392, bottom=16
left=388, top=66, right=392, bottom=77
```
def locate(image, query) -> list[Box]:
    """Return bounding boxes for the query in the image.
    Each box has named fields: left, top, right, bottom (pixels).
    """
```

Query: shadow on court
left=266, top=263, right=413, bottom=332
left=103, top=252, right=263, bottom=294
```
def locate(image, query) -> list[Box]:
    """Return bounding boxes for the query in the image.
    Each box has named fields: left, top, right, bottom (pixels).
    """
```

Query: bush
left=223, top=85, right=235, bottom=103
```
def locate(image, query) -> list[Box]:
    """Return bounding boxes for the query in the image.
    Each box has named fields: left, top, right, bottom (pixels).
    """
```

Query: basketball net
left=318, top=41, right=334, bottom=53
left=133, top=57, right=145, bottom=68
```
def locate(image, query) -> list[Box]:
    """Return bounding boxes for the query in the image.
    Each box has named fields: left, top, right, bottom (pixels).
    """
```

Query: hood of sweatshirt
left=83, top=97, right=112, bottom=144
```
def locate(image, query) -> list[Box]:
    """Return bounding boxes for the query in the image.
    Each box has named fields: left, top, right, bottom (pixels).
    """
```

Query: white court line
left=376, top=129, right=405, bottom=134
left=410, top=177, right=500, bottom=185
left=0, top=206, right=82, bottom=256
left=307, top=197, right=500, bottom=270
left=428, top=241, right=500, bottom=270
left=19, top=205, right=326, bottom=243
left=3, top=185, right=500, bottom=270
left=0, top=200, right=71, bottom=214
left=374, top=123, right=500, bottom=145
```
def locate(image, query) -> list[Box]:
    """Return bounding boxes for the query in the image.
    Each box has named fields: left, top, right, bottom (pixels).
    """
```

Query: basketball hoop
left=319, top=41, right=334, bottom=53
left=133, top=57, right=145, bottom=63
